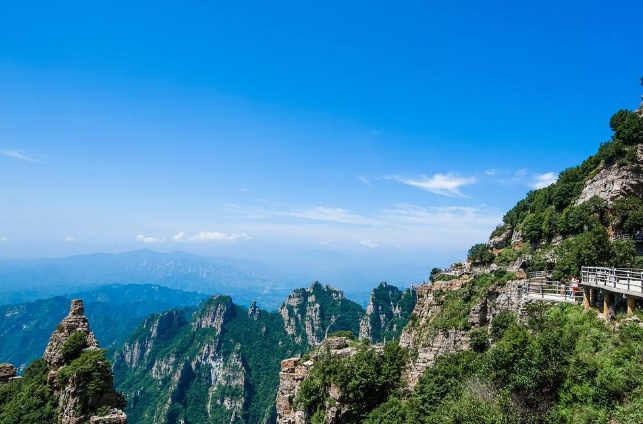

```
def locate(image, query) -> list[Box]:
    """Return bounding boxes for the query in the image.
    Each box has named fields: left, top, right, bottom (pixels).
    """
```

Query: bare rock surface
left=576, top=145, right=643, bottom=205
left=0, top=363, right=16, bottom=384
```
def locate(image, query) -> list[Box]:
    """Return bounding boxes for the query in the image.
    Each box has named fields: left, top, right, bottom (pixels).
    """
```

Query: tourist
left=570, top=276, right=579, bottom=298
left=559, top=277, right=566, bottom=296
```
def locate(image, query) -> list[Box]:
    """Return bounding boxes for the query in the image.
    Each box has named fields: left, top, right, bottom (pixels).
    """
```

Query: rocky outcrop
left=488, top=225, right=513, bottom=250
left=636, top=94, right=643, bottom=118
left=248, top=301, right=261, bottom=321
left=276, top=337, right=359, bottom=424
left=359, top=282, right=416, bottom=343
left=0, top=363, right=16, bottom=384
left=44, top=300, right=126, bottom=424
left=576, top=144, right=643, bottom=205
left=193, top=295, right=233, bottom=331
left=276, top=358, right=310, bottom=424
left=44, top=299, right=100, bottom=374
left=400, top=279, right=524, bottom=388
left=120, top=309, right=186, bottom=369
left=279, top=282, right=363, bottom=346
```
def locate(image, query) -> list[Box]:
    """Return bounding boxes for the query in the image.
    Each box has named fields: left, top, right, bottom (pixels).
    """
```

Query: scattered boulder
left=0, top=363, right=16, bottom=384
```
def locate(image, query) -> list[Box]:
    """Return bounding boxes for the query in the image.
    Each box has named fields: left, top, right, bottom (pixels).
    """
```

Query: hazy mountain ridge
left=0, top=284, right=207, bottom=371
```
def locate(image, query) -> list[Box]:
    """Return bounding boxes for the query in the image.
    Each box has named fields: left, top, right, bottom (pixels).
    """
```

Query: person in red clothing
left=570, top=276, right=579, bottom=298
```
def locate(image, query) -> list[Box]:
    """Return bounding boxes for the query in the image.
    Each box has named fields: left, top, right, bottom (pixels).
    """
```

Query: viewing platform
left=580, top=266, right=643, bottom=317
left=523, top=278, right=582, bottom=304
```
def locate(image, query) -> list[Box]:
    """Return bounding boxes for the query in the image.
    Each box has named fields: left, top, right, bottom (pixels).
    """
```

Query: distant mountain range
left=0, top=249, right=429, bottom=309
left=0, top=284, right=208, bottom=370
left=0, top=249, right=296, bottom=309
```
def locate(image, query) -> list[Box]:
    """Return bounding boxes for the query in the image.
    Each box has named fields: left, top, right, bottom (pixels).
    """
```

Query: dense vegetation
left=466, top=107, right=643, bottom=278
left=361, top=283, right=416, bottom=342
left=295, top=341, right=408, bottom=424
left=303, top=303, right=643, bottom=424
left=115, top=297, right=321, bottom=424
left=0, top=359, right=57, bottom=424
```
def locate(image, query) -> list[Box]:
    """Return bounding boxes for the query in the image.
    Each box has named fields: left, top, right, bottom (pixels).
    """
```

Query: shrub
left=468, top=244, right=495, bottom=266
left=61, top=332, right=87, bottom=363
left=327, top=330, right=355, bottom=340
left=57, top=349, right=113, bottom=395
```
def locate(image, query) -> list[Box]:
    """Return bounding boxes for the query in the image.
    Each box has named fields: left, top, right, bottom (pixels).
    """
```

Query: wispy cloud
left=186, top=231, right=250, bottom=242
left=0, top=237, right=9, bottom=242
left=319, top=239, right=334, bottom=245
left=64, top=236, right=78, bottom=243
left=137, top=234, right=164, bottom=244
left=388, top=173, right=477, bottom=198
left=529, top=172, right=558, bottom=189
left=287, top=206, right=369, bottom=224
left=173, top=231, right=251, bottom=242
left=358, top=176, right=373, bottom=187
left=360, top=239, right=379, bottom=248
left=2, top=150, right=39, bottom=163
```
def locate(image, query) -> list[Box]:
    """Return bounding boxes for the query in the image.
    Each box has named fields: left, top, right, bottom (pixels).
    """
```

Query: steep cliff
left=358, top=282, right=416, bottom=342
left=114, top=295, right=307, bottom=424
left=0, top=299, right=127, bottom=424
left=44, top=299, right=127, bottom=424
left=279, top=282, right=364, bottom=346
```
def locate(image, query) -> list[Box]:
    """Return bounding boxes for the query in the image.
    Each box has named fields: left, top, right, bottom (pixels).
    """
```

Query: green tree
left=468, top=244, right=495, bottom=266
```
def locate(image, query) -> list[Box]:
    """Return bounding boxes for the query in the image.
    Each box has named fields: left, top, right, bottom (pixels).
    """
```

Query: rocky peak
left=279, top=282, right=363, bottom=346
left=44, top=299, right=99, bottom=372
left=637, top=93, right=643, bottom=118
left=359, top=283, right=417, bottom=343
left=43, top=299, right=127, bottom=424
left=248, top=300, right=261, bottom=321
left=0, top=364, right=16, bottom=385
left=192, top=295, right=233, bottom=331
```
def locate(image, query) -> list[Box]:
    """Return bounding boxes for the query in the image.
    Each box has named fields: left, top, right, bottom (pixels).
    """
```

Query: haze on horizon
left=1, top=1, right=643, bottom=273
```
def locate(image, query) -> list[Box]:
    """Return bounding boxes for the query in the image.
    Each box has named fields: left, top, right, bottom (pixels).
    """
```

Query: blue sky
left=1, top=0, right=642, bottom=269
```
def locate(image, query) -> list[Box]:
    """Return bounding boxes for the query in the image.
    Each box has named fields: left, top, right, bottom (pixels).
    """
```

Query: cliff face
left=114, top=296, right=254, bottom=424
left=575, top=144, right=643, bottom=206
left=276, top=337, right=360, bottom=424
left=358, top=282, right=416, bottom=342
left=279, top=282, right=364, bottom=346
left=115, top=295, right=308, bottom=424
left=114, top=283, right=405, bottom=424
left=45, top=299, right=127, bottom=424
left=399, top=277, right=523, bottom=388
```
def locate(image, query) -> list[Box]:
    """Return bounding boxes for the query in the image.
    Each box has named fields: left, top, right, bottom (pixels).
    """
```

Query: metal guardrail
left=528, top=270, right=548, bottom=280
left=524, top=279, right=583, bottom=303
left=581, top=266, right=643, bottom=295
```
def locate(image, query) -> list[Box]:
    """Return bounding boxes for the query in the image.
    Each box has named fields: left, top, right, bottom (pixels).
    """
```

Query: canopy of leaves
left=364, top=303, right=643, bottom=424
left=0, top=359, right=57, bottom=424
left=467, top=244, right=495, bottom=266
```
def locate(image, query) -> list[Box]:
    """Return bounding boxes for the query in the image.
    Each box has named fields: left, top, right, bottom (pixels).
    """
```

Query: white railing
left=581, top=266, right=643, bottom=294
left=528, top=270, right=548, bottom=280
left=523, top=280, right=583, bottom=303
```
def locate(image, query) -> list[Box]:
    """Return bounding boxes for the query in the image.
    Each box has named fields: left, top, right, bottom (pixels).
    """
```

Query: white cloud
left=173, top=231, right=187, bottom=242
left=360, top=239, right=379, bottom=248
left=186, top=231, right=251, bottom=242
left=64, top=236, right=78, bottom=243
left=2, top=150, right=39, bottom=162
left=319, top=239, right=334, bottom=245
left=529, top=172, right=558, bottom=189
left=388, top=173, right=477, bottom=197
left=137, top=234, right=164, bottom=244
left=0, top=237, right=9, bottom=242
